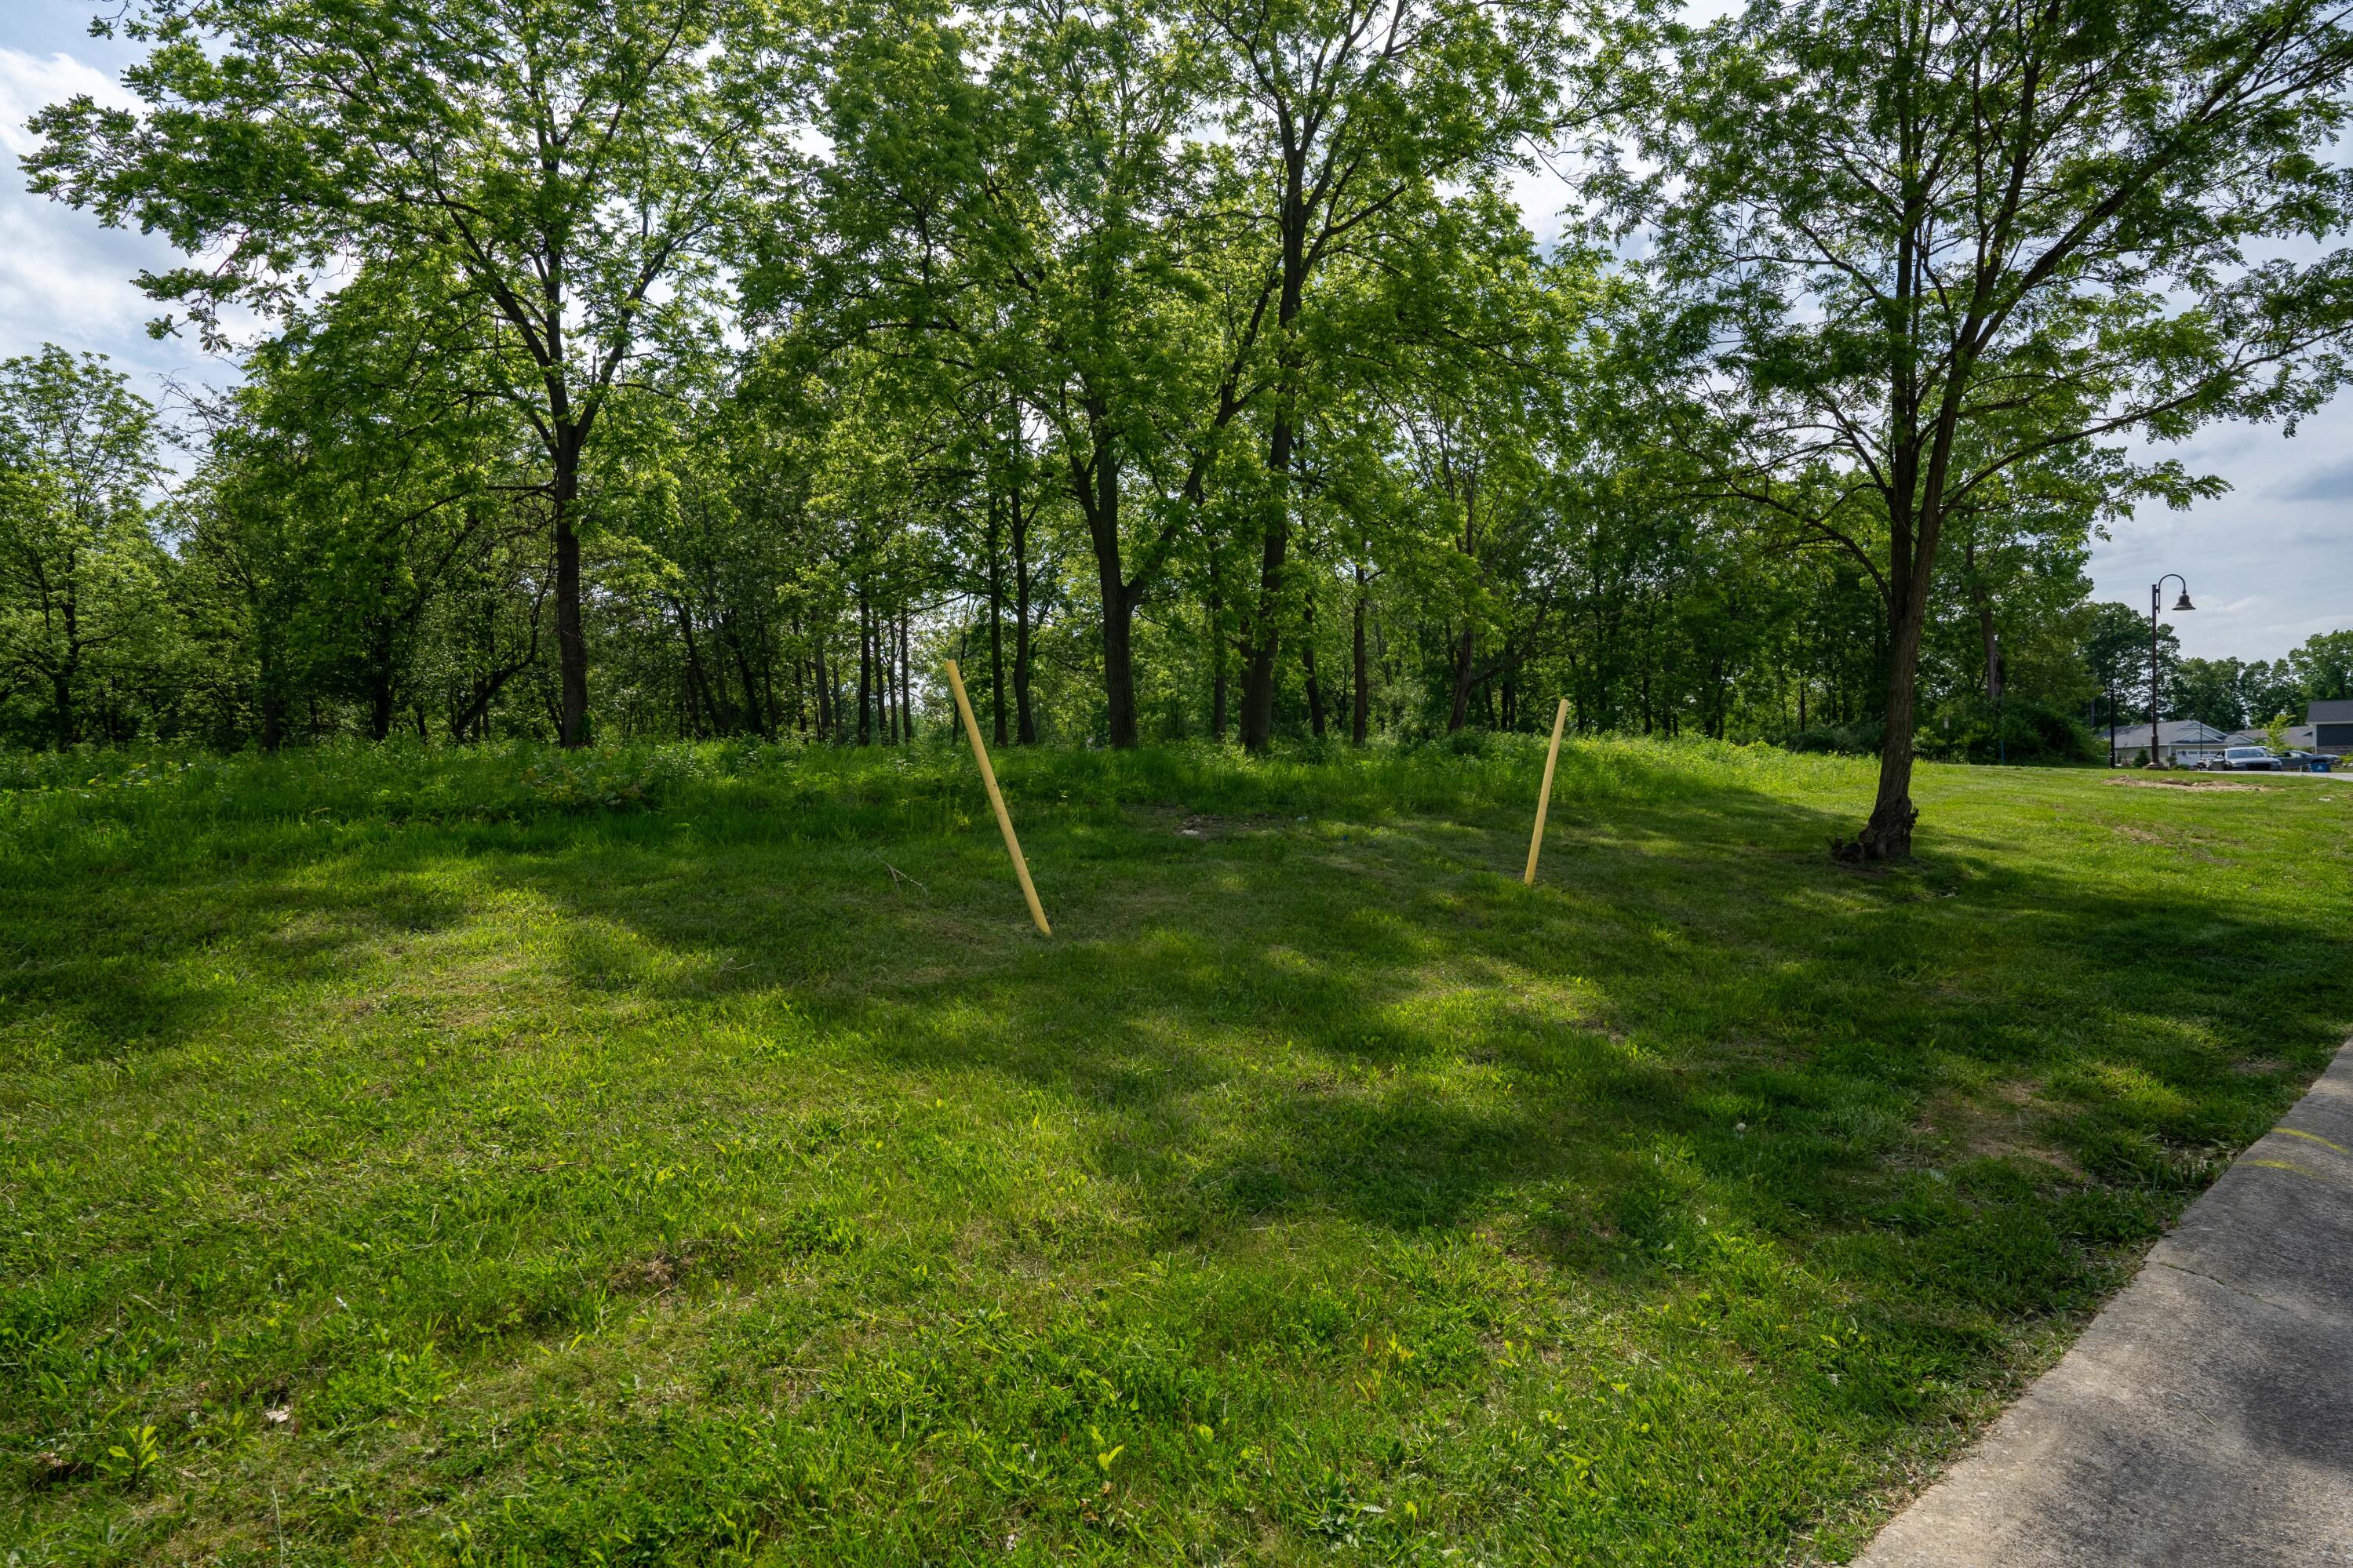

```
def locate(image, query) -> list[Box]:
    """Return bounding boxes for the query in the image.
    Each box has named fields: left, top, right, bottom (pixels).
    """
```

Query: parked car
left=2275, top=751, right=2334, bottom=773
left=2200, top=745, right=2281, bottom=771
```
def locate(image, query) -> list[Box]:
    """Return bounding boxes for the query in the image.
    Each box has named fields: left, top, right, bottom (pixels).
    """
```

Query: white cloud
left=2090, top=400, right=2352, bottom=663
left=0, top=46, right=126, bottom=156
left=0, top=45, right=242, bottom=414
left=2, top=46, right=167, bottom=349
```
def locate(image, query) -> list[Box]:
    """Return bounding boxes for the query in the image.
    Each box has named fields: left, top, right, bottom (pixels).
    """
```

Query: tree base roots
left=1830, top=805, right=1920, bottom=863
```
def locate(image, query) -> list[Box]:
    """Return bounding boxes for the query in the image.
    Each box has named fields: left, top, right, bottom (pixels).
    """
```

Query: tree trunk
left=1841, top=334, right=1961, bottom=857
left=812, top=637, right=832, bottom=740
left=552, top=439, right=588, bottom=748
left=53, top=580, right=81, bottom=748
left=451, top=664, right=529, bottom=743
left=760, top=623, right=781, bottom=740
left=706, top=612, right=734, bottom=733
left=1300, top=590, right=1327, bottom=740
left=368, top=661, right=396, bottom=743
left=1013, top=476, right=1037, bottom=744
left=839, top=623, right=851, bottom=743
left=1447, top=623, right=1476, bottom=733
left=986, top=495, right=1009, bottom=747
left=1844, top=584, right=1929, bottom=860
left=1351, top=570, right=1369, bottom=746
left=1965, top=542, right=2002, bottom=704
left=857, top=592, right=874, bottom=745
left=1239, top=162, right=1310, bottom=754
left=728, top=622, right=769, bottom=738
left=677, top=605, right=714, bottom=737
left=875, top=606, right=889, bottom=748
left=364, top=594, right=400, bottom=741
left=898, top=609, right=913, bottom=742
left=1207, top=576, right=1229, bottom=743
left=1073, top=405, right=1141, bottom=748
left=1238, top=493, right=1288, bottom=750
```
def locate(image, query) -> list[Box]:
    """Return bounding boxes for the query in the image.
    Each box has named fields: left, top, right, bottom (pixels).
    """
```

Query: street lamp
left=2148, top=574, right=2193, bottom=768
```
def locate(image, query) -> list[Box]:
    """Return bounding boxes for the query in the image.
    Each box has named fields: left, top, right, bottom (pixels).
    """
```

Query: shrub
left=1783, top=719, right=1885, bottom=757
left=1918, top=698, right=2102, bottom=766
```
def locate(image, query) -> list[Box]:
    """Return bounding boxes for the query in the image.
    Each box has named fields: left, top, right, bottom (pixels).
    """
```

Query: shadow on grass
left=0, top=868, right=476, bottom=1070
left=475, top=763, right=2350, bottom=1259
left=13, top=749, right=2344, bottom=1260
left=5, top=746, right=2350, bottom=1563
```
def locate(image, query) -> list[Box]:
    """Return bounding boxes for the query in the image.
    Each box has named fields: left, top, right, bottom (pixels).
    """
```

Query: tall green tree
left=2288, top=628, right=2353, bottom=704
left=2170, top=656, right=2250, bottom=733
left=28, top=0, right=804, bottom=746
left=2079, top=598, right=2176, bottom=747
left=1620, top=0, right=2353, bottom=854
left=189, top=267, right=533, bottom=745
left=0, top=348, right=172, bottom=748
left=1194, top=0, right=1584, bottom=750
left=989, top=0, right=1205, bottom=747
left=809, top=0, right=1207, bottom=746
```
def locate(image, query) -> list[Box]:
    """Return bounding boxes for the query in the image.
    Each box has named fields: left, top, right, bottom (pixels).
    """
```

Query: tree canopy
left=1604, top=0, right=2353, bottom=853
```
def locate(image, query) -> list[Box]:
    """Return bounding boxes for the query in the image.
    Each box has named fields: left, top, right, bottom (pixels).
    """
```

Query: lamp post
left=2149, top=574, right=2193, bottom=768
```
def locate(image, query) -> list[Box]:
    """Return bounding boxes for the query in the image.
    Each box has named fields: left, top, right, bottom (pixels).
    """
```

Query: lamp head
left=2173, top=591, right=2195, bottom=612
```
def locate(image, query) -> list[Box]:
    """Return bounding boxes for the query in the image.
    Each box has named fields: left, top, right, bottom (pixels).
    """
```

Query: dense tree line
left=2168, top=631, right=2353, bottom=735
left=7, top=0, right=2351, bottom=853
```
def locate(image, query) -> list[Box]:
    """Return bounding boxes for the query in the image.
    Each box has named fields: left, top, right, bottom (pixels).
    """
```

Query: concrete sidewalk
left=1859, top=1039, right=2353, bottom=1568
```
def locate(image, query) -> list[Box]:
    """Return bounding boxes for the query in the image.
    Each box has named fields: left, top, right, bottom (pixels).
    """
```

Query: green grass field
left=4, top=739, right=2348, bottom=1566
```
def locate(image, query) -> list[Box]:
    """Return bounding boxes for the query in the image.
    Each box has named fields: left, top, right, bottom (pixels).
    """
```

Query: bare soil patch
left=2101, top=777, right=2271, bottom=792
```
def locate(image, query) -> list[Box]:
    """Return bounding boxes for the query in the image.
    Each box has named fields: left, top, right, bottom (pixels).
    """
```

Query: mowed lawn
left=3, top=740, right=2348, bottom=1566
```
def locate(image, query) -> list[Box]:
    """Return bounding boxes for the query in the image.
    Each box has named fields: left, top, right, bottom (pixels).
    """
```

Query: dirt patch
left=1919, top=1083, right=2086, bottom=1181
left=610, top=1253, right=678, bottom=1294
left=26, top=1451, right=91, bottom=1490
left=2102, top=777, right=2271, bottom=792
left=1131, top=802, right=1263, bottom=840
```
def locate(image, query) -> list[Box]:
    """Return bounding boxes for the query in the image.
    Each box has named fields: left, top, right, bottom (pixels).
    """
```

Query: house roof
left=2310, top=699, right=2353, bottom=724
left=2225, top=726, right=2316, bottom=748
left=2101, top=721, right=2231, bottom=748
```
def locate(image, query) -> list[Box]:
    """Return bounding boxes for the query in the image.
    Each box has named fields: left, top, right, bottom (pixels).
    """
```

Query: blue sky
left=3, top=0, right=2345, bottom=662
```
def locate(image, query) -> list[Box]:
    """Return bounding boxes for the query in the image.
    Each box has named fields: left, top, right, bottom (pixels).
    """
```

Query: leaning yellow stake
left=944, top=658, right=1051, bottom=935
left=1524, top=697, right=1569, bottom=886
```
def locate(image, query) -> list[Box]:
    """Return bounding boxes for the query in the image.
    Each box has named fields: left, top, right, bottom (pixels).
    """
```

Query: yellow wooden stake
left=944, top=658, right=1051, bottom=935
left=1524, top=697, right=1569, bottom=886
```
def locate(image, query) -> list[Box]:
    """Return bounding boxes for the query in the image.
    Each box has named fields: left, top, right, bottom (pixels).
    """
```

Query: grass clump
left=2, top=738, right=2348, bottom=1564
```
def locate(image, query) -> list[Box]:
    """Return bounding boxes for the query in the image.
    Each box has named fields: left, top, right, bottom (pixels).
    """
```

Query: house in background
left=2224, top=725, right=2316, bottom=751
left=2101, top=719, right=2231, bottom=766
left=2312, top=700, right=2353, bottom=757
